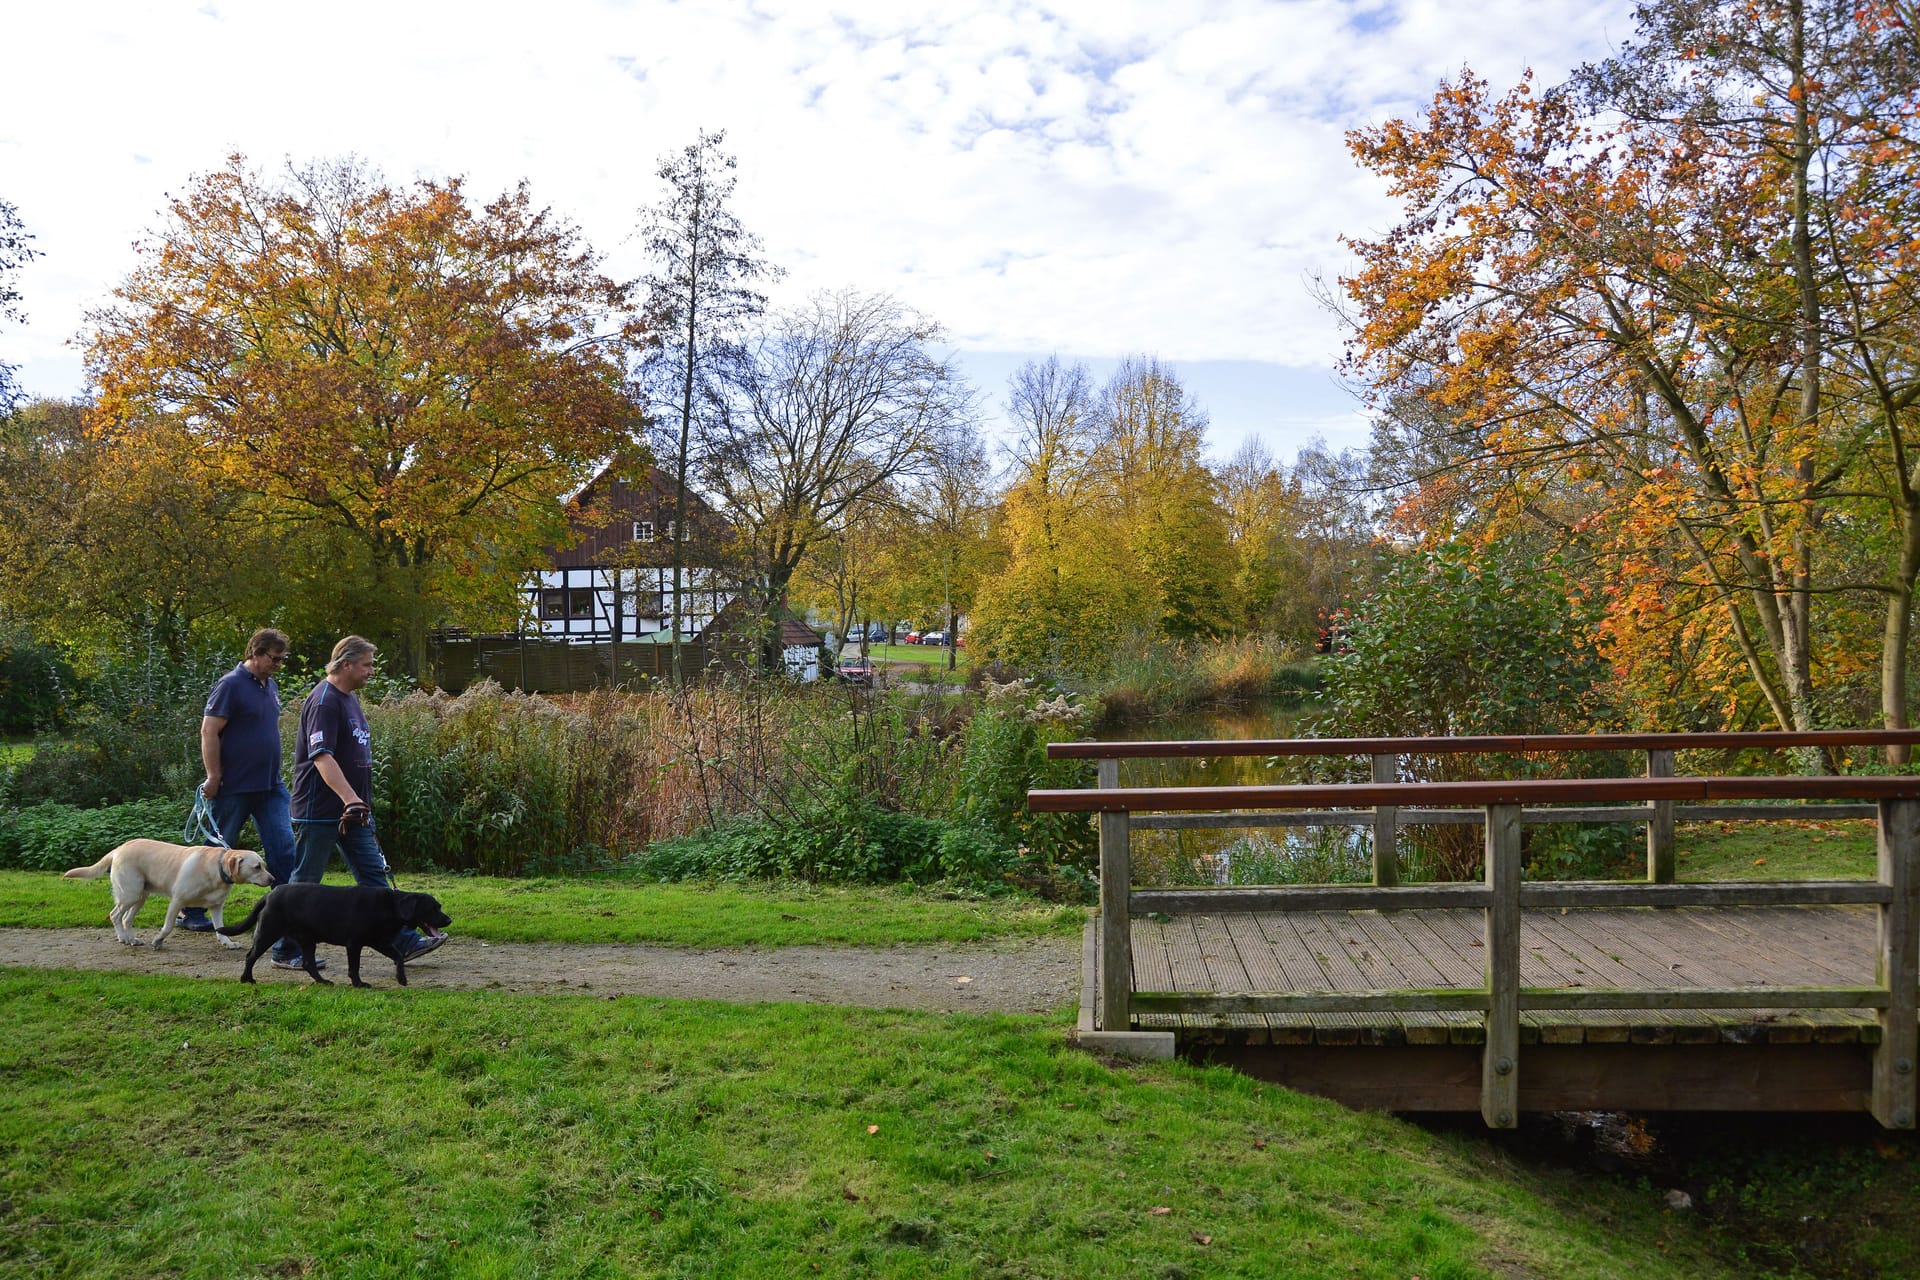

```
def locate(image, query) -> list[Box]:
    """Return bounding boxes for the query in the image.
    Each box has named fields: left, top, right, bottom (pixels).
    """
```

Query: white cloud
left=3, top=0, right=1636, bottom=457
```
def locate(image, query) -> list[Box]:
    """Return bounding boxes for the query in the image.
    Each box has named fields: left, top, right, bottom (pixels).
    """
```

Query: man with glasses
left=287, top=635, right=445, bottom=964
left=181, top=627, right=305, bottom=953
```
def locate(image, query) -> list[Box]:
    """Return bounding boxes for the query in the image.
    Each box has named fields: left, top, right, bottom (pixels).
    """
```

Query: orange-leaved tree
left=86, top=155, right=644, bottom=677
left=1340, top=1, right=1920, bottom=752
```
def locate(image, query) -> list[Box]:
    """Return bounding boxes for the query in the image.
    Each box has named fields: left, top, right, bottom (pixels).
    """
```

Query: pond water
left=1093, top=697, right=1374, bottom=885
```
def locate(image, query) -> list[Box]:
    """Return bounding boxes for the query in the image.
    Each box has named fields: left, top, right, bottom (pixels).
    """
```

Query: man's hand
left=339, top=801, right=372, bottom=836
left=201, top=775, right=222, bottom=799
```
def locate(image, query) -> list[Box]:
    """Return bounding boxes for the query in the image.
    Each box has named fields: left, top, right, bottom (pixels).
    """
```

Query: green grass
left=0, top=870, right=1086, bottom=947
left=1676, top=818, right=1877, bottom=882
left=0, top=969, right=1752, bottom=1279
left=0, top=737, right=34, bottom=766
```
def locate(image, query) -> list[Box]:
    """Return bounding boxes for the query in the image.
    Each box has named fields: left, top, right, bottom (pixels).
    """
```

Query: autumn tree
left=1340, top=1, right=1920, bottom=746
left=902, top=417, right=998, bottom=667
left=634, top=129, right=779, bottom=682
left=86, top=155, right=643, bottom=678
left=0, top=197, right=36, bottom=412
left=969, top=356, right=1132, bottom=668
left=0, top=398, right=275, bottom=657
left=1090, top=357, right=1239, bottom=641
left=705, top=290, right=966, bottom=639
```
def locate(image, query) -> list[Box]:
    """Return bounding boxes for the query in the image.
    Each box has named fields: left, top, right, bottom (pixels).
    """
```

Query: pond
left=1092, top=697, right=1375, bottom=886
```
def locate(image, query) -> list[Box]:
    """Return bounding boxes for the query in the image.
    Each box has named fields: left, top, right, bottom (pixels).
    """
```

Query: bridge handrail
left=1046, top=728, right=1920, bottom=759
left=1027, top=773, right=1920, bottom=812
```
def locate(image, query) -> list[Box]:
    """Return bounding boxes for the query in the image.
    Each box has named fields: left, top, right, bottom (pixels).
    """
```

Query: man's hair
left=327, top=635, right=378, bottom=674
left=246, top=627, right=290, bottom=658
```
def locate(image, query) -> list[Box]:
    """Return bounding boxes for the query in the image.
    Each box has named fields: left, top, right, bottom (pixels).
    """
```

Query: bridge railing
left=1029, top=732, right=1920, bottom=1129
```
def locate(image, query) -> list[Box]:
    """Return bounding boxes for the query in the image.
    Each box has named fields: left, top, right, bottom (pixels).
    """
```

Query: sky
left=1, top=0, right=1639, bottom=466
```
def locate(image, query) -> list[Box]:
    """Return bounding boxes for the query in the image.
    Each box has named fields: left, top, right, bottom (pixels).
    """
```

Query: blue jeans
left=288, top=819, right=422, bottom=958
left=208, top=783, right=298, bottom=885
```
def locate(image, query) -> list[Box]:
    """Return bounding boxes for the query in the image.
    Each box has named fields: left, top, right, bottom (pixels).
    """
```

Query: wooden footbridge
left=1027, top=731, right=1920, bottom=1128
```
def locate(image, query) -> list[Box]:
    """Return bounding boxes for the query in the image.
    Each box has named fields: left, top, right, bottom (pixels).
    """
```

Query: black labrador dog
left=219, top=883, right=452, bottom=987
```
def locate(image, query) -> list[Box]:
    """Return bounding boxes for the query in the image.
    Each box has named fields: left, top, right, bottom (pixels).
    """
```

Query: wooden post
left=1371, top=753, right=1400, bottom=887
left=1482, top=803, right=1521, bottom=1129
left=1874, top=798, right=1918, bottom=1129
left=1646, top=749, right=1675, bottom=884
left=1098, top=757, right=1131, bottom=1033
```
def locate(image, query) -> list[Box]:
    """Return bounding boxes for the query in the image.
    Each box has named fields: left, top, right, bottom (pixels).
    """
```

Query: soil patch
left=0, top=927, right=1081, bottom=1013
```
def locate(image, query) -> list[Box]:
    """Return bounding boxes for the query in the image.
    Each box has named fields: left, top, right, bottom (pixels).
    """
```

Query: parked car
left=902, top=630, right=920, bottom=645
left=835, top=656, right=874, bottom=685
left=920, top=630, right=950, bottom=646
left=865, top=624, right=891, bottom=642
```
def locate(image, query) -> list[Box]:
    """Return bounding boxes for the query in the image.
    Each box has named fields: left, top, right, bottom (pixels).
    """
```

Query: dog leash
left=185, top=786, right=230, bottom=849
left=184, top=786, right=237, bottom=886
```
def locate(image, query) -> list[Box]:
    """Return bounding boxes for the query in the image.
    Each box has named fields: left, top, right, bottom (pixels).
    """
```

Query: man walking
left=178, top=629, right=306, bottom=959
left=288, top=635, right=445, bottom=962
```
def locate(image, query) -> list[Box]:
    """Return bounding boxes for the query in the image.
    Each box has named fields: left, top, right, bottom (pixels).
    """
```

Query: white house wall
left=524, top=566, right=735, bottom=642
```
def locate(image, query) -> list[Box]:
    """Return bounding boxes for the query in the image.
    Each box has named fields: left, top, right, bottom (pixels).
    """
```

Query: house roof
left=778, top=619, right=824, bottom=647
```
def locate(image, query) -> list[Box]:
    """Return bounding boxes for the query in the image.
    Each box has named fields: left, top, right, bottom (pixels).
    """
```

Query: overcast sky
left=2, top=0, right=1638, bottom=463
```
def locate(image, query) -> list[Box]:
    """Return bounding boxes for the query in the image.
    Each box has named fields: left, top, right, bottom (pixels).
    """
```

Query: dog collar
left=219, top=853, right=234, bottom=886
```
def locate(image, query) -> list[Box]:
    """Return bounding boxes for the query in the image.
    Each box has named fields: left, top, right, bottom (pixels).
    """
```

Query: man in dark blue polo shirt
left=179, top=628, right=298, bottom=935
left=289, top=635, right=445, bottom=962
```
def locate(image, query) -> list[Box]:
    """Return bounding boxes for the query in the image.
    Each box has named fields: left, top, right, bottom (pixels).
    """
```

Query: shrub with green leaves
left=0, top=796, right=191, bottom=871
left=1321, top=539, right=1633, bottom=878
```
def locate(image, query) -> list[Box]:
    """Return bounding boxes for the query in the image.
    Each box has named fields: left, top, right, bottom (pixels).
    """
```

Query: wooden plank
left=1200, top=1043, right=1873, bottom=1115
left=1514, top=910, right=1634, bottom=1041
left=1127, top=915, right=1179, bottom=1032
left=1191, top=912, right=1271, bottom=1041
left=1529, top=909, right=1712, bottom=1040
left=1875, top=798, right=1919, bottom=1129
left=1028, top=774, right=1920, bottom=814
left=1221, top=912, right=1315, bottom=1043
left=1133, top=884, right=1489, bottom=914
left=1129, top=803, right=1877, bottom=830
left=1133, top=991, right=1491, bottom=1014
left=1161, top=915, right=1221, bottom=1034
left=1249, top=910, right=1366, bottom=1038
left=1388, top=909, right=1501, bottom=1042
left=1628, top=908, right=1871, bottom=1042
left=1518, top=882, right=1888, bottom=909
left=1347, top=911, right=1469, bottom=1044
left=1484, top=805, right=1522, bottom=1128
left=1295, top=910, right=1401, bottom=1044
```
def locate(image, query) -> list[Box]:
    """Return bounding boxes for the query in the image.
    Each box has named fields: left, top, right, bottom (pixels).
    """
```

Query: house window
left=568, top=588, right=597, bottom=620
left=539, top=589, right=566, bottom=621
left=633, top=521, right=654, bottom=542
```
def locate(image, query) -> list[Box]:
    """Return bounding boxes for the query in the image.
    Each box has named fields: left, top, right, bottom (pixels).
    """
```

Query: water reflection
left=1101, top=699, right=1373, bottom=886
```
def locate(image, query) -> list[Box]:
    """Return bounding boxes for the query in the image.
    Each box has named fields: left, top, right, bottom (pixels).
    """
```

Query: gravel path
left=0, top=927, right=1083, bottom=1014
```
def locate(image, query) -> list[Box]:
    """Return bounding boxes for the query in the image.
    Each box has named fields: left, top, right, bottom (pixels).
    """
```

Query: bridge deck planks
left=1126, top=903, right=1881, bottom=1045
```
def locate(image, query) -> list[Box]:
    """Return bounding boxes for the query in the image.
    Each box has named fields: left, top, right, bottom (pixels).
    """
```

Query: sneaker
left=270, top=953, right=327, bottom=971
left=403, top=932, right=446, bottom=961
left=177, top=910, right=216, bottom=933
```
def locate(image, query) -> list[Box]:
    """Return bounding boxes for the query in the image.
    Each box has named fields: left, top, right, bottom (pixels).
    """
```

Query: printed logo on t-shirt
left=309, top=730, right=326, bottom=747
left=352, top=726, right=372, bottom=748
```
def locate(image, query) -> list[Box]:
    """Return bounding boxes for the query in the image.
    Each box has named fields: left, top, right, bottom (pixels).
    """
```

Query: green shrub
left=0, top=797, right=191, bottom=871
left=0, top=628, right=73, bottom=735
left=10, top=643, right=225, bottom=807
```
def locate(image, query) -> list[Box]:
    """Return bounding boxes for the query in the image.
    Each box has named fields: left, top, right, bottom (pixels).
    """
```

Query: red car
left=902, top=630, right=920, bottom=645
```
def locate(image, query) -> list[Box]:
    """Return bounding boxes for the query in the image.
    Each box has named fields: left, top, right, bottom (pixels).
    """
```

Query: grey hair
left=326, top=635, right=377, bottom=673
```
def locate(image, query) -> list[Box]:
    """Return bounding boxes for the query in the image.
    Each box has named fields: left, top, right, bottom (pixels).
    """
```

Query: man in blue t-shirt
left=289, top=635, right=446, bottom=962
left=178, top=628, right=300, bottom=938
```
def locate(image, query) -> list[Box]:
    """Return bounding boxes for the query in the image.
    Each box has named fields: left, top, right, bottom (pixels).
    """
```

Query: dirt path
left=0, top=927, right=1083, bottom=1014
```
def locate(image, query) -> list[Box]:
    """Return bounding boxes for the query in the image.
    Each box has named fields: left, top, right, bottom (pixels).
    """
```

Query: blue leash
left=184, top=786, right=230, bottom=849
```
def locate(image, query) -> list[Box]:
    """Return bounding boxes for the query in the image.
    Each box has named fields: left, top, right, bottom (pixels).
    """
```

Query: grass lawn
left=0, top=968, right=1761, bottom=1280
left=0, top=737, right=34, bottom=766
left=0, top=870, right=1086, bottom=947
left=1676, top=816, right=1878, bottom=881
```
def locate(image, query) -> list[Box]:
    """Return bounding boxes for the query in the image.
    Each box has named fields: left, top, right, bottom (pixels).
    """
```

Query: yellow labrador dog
left=63, top=839, right=276, bottom=949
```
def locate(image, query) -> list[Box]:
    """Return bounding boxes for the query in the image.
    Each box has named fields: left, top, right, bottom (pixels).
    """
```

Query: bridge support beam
left=1875, top=798, right=1918, bottom=1129
left=1482, top=803, right=1521, bottom=1128
left=1098, top=757, right=1131, bottom=1033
